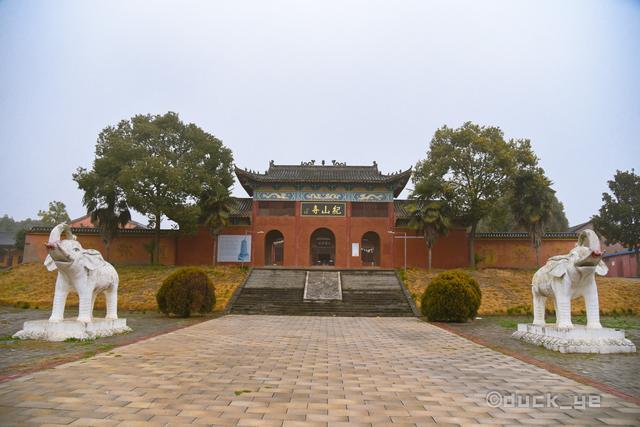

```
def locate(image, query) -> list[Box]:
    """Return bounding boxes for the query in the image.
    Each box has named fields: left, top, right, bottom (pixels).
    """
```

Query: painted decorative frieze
left=254, top=191, right=393, bottom=202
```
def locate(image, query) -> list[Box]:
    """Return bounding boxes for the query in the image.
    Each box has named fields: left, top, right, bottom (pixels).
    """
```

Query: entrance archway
left=310, top=228, right=335, bottom=266
left=361, top=231, right=380, bottom=266
left=265, top=230, right=284, bottom=266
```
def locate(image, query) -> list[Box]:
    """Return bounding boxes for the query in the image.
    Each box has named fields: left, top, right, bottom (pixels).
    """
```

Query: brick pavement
left=0, top=315, right=639, bottom=426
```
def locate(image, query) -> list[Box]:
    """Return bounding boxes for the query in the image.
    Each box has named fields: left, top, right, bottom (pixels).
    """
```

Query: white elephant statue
left=44, top=223, right=119, bottom=323
left=531, top=229, right=608, bottom=329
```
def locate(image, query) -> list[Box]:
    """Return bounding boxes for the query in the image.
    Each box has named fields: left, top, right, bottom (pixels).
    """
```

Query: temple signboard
left=301, top=202, right=346, bottom=217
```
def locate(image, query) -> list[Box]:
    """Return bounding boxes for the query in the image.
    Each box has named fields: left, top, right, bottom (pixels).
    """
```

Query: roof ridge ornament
left=331, top=160, right=346, bottom=166
left=301, top=160, right=316, bottom=166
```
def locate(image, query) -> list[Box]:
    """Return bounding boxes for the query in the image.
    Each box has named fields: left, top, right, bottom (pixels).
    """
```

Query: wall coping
left=475, top=231, right=577, bottom=240
left=29, top=226, right=174, bottom=235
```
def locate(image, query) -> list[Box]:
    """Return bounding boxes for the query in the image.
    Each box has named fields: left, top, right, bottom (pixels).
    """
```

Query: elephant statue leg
left=584, top=279, right=602, bottom=328
left=532, top=288, right=546, bottom=326
left=90, top=291, right=98, bottom=315
left=105, top=286, right=118, bottom=320
left=77, top=289, right=93, bottom=323
left=555, top=292, right=573, bottom=328
left=49, top=275, right=68, bottom=322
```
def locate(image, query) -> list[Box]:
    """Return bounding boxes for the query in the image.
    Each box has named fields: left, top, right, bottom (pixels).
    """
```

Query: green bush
left=156, top=268, right=216, bottom=317
left=420, top=270, right=481, bottom=322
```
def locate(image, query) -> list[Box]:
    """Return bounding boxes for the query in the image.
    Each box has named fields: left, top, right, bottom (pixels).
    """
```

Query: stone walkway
left=442, top=316, right=640, bottom=400
left=0, top=316, right=639, bottom=426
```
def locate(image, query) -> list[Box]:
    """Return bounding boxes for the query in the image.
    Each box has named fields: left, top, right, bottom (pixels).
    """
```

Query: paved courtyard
left=1, top=316, right=639, bottom=426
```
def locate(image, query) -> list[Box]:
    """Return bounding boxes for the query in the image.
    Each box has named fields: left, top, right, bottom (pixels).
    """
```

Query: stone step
left=230, top=268, right=415, bottom=317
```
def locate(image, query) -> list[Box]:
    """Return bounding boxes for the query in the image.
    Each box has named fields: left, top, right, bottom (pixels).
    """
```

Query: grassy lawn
left=492, top=315, right=640, bottom=330
left=402, top=268, right=640, bottom=316
left=0, top=264, right=248, bottom=312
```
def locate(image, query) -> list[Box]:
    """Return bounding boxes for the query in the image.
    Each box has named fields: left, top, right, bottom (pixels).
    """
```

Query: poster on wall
left=352, top=243, right=359, bottom=257
left=217, top=235, right=251, bottom=262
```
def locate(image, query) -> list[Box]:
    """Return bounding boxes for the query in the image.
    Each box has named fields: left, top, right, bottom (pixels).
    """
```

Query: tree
left=0, top=215, right=42, bottom=233
left=509, top=168, right=556, bottom=266
left=406, top=198, right=450, bottom=271
left=476, top=196, right=519, bottom=232
left=545, top=195, right=569, bottom=231
left=74, top=112, right=235, bottom=264
left=592, top=169, right=640, bottom=277
left=413, top=122, right=536, bottom=268
left=14, top=228, right=27, bottom=251
left=37, top=201, right=70, bottom=226
left=74, top=126, right=133, bottom=260
left=477, top=192, right=568, bottom=232
left=200, top=187, right=233, bottom=265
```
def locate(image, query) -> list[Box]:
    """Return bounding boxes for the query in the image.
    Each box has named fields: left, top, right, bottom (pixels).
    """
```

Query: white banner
left=217, top=235, right=251, bottom=262
left=352, top=242, right=359, bottom=257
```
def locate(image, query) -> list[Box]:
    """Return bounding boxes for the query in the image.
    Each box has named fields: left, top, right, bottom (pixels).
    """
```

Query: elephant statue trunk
left=44, top=223, right=120, bottom=323
left=531, top=229, right=608, bottom=329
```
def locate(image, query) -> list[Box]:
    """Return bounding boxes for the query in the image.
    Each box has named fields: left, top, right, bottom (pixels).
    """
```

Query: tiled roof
left=0, top=231, right=15, bottom=246
left=567, top=221, right=592, bottom=233
left=394, top=200, right=413, bottom=219
left=476, top=232, right=578, bottom=240
left=30, top=226, right=166, bottom=235
left=235, top=161, right=411, bottom=197
left=229, top=198, right=252, bottom=218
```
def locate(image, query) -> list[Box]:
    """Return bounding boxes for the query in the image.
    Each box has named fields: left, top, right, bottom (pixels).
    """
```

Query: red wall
left=392, top=227, right=469, bottom=269
left=24, top=232, right=176, bottom=265
left=474, top=238, right=575, bottom=269
left=604, top=253, right=639, bottom=278
left=251, top=201, right=395, bottom=268
left=23, top=209, right=587, bottom=271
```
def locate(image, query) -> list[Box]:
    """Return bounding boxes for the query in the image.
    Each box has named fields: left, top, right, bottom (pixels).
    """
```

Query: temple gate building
left=177, top=161, right=468, bottom=268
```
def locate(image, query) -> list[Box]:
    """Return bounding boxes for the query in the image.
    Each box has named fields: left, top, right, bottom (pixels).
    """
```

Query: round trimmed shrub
left=421, top=270, right=481, bottom=322
left=156, top=268, right=216, bottom=317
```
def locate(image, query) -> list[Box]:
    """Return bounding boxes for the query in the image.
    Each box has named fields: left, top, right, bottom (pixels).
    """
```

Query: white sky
left=1, top=0, right=638, bottom=226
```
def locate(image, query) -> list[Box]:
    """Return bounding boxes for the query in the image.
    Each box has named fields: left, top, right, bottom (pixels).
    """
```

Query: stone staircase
left=229, top=268, right=416, bottom=317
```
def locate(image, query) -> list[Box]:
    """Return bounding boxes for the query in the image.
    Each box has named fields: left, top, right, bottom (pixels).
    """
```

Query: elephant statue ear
left=548, top=258, right=569, bottom=278
left=596, top=260, right=608, bottom=276
left=44, top=255, right=57, bottom=271
left=81, top=249, right=105, bottom=270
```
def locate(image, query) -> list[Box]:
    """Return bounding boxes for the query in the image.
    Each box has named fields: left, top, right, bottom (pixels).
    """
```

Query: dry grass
left=403, top=268, right=640, bottom=315
left=0, top=263, right=248, bottom=312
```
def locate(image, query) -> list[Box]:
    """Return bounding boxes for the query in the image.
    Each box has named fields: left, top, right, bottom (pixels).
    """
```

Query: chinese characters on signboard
left=301, top=202, right=346, bottom=216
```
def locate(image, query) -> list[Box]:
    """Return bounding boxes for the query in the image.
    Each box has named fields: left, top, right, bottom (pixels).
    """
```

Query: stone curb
left=224, top=267, right=253, bottom=314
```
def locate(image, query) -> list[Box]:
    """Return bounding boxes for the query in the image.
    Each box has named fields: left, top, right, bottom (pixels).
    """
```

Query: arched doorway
left=310, top=228, right=335, bottom=266
left=265, top=230, right=284, bottom=266
left=361, top=231, right=380, bottom=266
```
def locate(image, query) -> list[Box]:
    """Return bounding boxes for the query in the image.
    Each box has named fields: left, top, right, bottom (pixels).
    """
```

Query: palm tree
left=201, top=188, right=232, bottom=266
left=88, top=195, right=132, bottom=261
left=509, top=169, right=555, bottom=266
left=406, top=200, right=450, bottom=271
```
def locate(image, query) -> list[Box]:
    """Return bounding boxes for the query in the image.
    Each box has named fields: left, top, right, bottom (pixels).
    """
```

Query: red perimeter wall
left=474, top=239, right=576, bottom=269
left=24, top=232, right=176, bottom=265
left=23, top=224, right=578, bottom=270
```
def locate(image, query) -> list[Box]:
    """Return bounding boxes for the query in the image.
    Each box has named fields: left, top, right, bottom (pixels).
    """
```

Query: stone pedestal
left=513, top=323, right=636, bottom=354
left=13, top=318, right=131, bottom=341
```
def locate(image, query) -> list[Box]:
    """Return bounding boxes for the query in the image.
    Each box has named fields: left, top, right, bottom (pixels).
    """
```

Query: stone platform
left=13, top=318, right=131, bottom=341
left=513, top=323, right=636, bottom=354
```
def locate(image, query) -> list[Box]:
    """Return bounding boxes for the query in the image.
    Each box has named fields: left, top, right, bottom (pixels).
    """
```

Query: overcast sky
left=1, top=0, right=638, bottom=227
